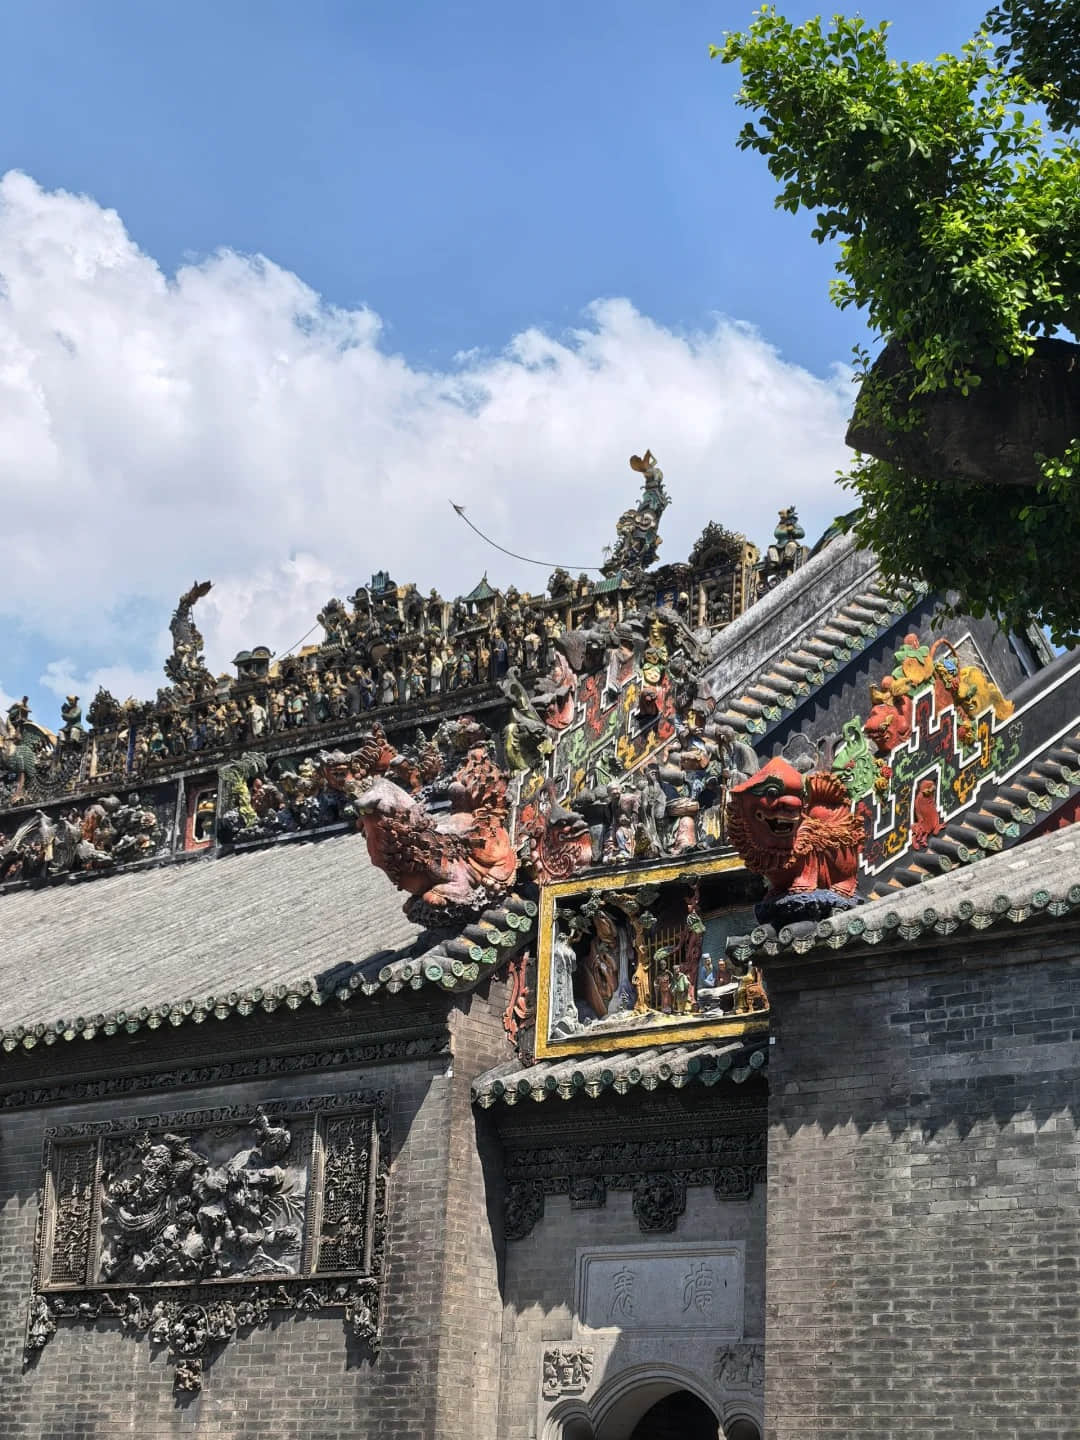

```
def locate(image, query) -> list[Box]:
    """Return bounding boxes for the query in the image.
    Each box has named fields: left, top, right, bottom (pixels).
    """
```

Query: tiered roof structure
left=4, top=449, right=1080, bottom=1426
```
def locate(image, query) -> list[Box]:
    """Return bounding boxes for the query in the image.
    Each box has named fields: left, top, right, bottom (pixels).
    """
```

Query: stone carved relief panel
left=542, top=1345, right=595, bottom=1400
left=28, top=1093, right=388, bottom=1392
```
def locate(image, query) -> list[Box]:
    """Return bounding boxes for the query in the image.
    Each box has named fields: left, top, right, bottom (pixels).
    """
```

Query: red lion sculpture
left=727, top=757, right=864, bottom=900
left=354, top=745, right=518, bottom=925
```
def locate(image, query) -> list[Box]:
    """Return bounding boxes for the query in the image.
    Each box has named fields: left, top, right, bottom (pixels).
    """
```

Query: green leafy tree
left=987, top=0, right=1080, bottom=131
left=715, top=5, right=1080, bottom=643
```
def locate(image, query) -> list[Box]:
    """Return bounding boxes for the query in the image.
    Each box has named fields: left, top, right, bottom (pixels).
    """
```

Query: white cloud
left=38, top=658, right=162, bottom=706
left=0, top=170, right=855, bottom=699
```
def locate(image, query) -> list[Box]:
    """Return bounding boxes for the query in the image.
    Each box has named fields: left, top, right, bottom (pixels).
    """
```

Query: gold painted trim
left=533, top=852, right=764, bottom=1060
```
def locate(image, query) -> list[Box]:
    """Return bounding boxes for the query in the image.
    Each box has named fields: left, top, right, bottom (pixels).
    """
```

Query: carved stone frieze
left=505, top=1180, right=547, bottom=1243
left=502, top=1127, right=765, bottom=1240
left=0, top=1027, right=449, bottom=1111
left=28, top=1092, right=388, bottom=1391
left=542, top=1345, right=595, bottom=1400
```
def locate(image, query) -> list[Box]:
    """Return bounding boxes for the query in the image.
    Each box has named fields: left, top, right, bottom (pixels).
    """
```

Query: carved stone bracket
left=0, top=1027, right=448, bottom=1112
left=503, top=1129, right=765, bottom=1240
left=27, top=1092, right=389, bottom=1392
left=542, top=1345, right=595, bottom=1400
left=714, top=1340, right=764, bottom=1394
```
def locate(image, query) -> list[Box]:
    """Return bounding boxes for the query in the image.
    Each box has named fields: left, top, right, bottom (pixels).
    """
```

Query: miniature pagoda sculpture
left=727, top=757, right=865, bottom=923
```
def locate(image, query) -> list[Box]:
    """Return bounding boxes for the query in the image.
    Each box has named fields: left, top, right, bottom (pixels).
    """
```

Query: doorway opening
left=724, top=1421, right=762, bottom=1440
left=627, top=1389, right=719, bottom=1440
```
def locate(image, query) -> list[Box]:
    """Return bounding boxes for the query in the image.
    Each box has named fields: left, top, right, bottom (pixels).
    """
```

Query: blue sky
left=0, top=0, right=996, bottom=723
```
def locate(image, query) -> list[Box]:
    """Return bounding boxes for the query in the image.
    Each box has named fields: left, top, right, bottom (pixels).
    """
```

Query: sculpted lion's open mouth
left=754, top=810, right=799, bottom=835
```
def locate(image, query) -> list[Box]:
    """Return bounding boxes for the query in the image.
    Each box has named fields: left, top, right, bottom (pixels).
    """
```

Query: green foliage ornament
left=714, top=6, right=1080, bottom=643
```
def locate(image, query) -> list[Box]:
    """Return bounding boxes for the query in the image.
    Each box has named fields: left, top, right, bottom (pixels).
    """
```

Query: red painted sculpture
left=911, top=775, right=944, bottom=850
left=863, top=677, right=914, bottom=754
left=355, top=744, right=518, bottom=924
left=727, top=757, right=864, bottom=901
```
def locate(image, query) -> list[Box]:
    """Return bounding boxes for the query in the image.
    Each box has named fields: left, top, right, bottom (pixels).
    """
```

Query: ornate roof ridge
left=709, top=570, right=928, bottom=739
left=867, top=721, right=1080, bottom=894
left=3, top=456, right=802, bottom=822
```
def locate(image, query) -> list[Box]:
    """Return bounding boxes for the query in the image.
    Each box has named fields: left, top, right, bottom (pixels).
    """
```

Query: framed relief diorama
left=534, top=853, right=769, bottom=1059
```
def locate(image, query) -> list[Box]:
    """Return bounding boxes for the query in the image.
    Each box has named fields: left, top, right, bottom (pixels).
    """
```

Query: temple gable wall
left=0, top=982, right=512, bottom=1440
left=762, top=928, right=1080, bottom=1440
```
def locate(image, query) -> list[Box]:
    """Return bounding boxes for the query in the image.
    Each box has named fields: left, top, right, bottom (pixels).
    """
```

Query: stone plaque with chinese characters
left=573, top=1242, right=744, bottom=1336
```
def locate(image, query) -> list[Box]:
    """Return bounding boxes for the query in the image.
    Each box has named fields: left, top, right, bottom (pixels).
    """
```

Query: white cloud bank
left=0, top=170, right=854, bottom=699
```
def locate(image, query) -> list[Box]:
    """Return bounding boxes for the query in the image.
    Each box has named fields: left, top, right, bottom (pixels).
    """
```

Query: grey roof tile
left=0, top=832, right=536, bottom=1058
left=471, top=1036, right=768, bottom=1107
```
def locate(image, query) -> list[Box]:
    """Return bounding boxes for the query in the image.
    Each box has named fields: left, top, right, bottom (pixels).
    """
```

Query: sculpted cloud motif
left=0, top=170, right=852, bottom=705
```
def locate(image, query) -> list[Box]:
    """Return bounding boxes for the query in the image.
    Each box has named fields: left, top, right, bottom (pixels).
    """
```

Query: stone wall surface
left=763, top=928, right=1080, bottom=1440
left=494, top=1102, right=767, bottom=1440
left=433, top=992, right=515, bottom=1438
left=0, top=980, right=512, bottom=1440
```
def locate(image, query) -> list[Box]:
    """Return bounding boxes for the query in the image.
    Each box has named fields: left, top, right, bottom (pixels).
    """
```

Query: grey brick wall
left=0, top=975, right=514, bottom=1440
left=433, top=991, right=514, bottom=1437
left=762, top=926, right=1080, bottom=1440
left=496, top=1187, right=767, bottom=1440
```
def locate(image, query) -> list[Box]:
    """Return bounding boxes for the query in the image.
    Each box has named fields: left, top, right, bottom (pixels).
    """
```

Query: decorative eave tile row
left=714, top=580, right=925, bottom=739
left=730, top=886, right=1080, bottom=962
left=871, top=733, right=1080, bottom=892
left=729, top=830, right=1080, bottom=965
left=471, top=1036, right=767, bottom=1108
left=335, top=894, right=537, bottom=999
left=0, top=895, right=537, bottom=1059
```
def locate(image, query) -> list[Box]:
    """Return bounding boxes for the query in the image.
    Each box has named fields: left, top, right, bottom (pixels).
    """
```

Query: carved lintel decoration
left=503, top=1128, right=765, bottom=1240
left=0, top=1027, right=449, bottom=1112
left=504, top=1180, right=547, bottom=1243
left=714, top=1340, right=765, bottom=1394
left=542, top=1345, right=595, bottom=1400
left=27, top=1093, right=389, bottom=1392
left=631, top=1173, right=686, bottom=1234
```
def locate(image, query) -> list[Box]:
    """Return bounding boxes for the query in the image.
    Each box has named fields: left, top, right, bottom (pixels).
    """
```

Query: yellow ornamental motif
left=615, top=735, right=636, bottom=770
left=883, top=824, right=909, bottom=857
left=953, top=768, right=978, bottom=806
left=901, top=654, right=934, bottom=684
left=979, top=718, right=992, bottom=770
left=958, top=666, right=1014, bottom=722
left=520, top=771, right=545, bottom=806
